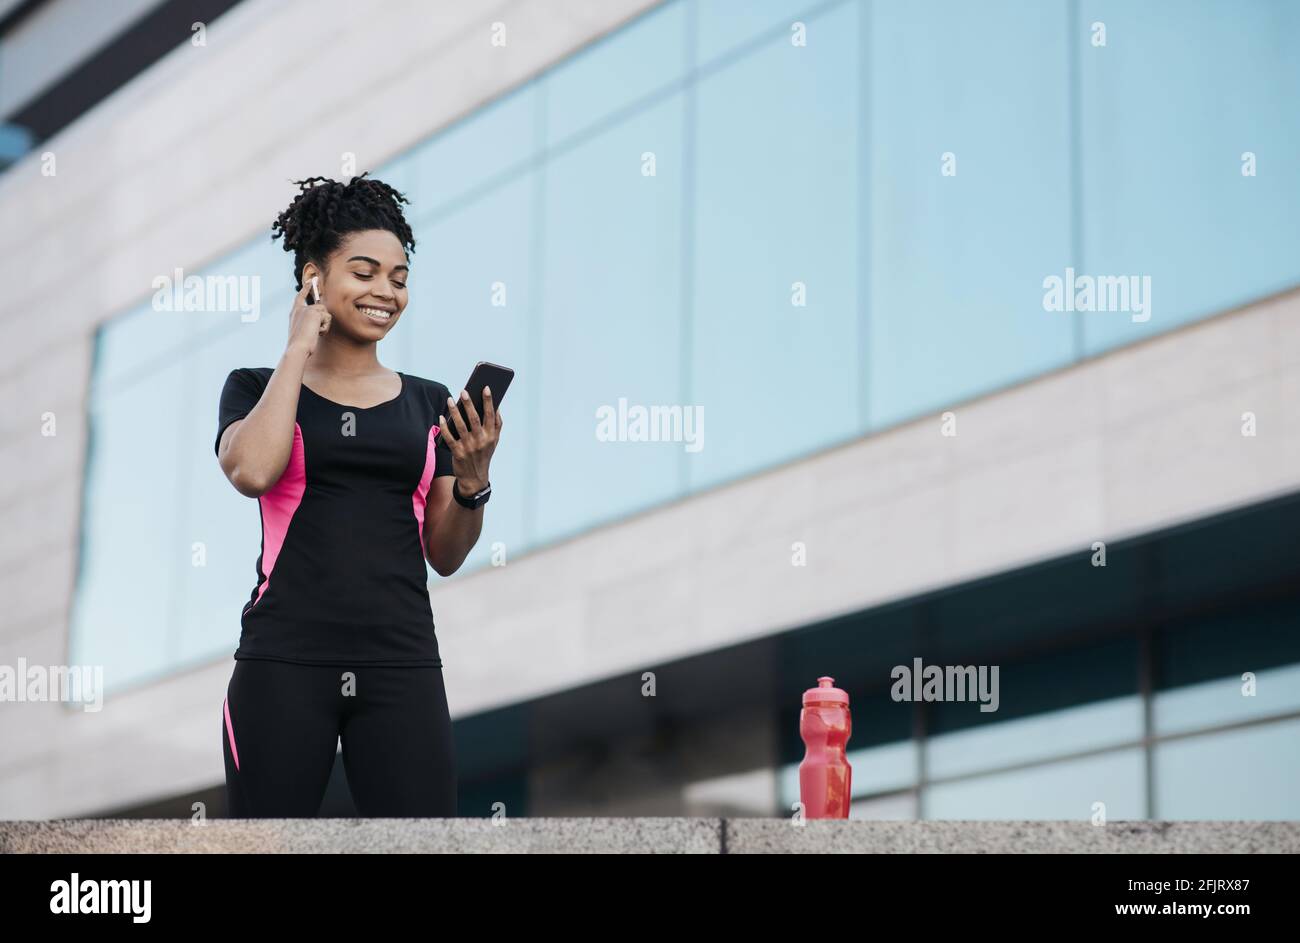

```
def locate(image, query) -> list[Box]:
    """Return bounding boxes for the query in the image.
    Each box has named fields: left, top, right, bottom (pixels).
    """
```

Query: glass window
left=866, top=0, right=1074, bottom=428
left=850, top=791, right=917, bottom=820
left=534, top=93, right=687, bottom=544
left=690, top=0, right=860, bottom=491
left=409, top=86, right=540, bottom=222
left=92, top=302, right=202, bottom=398
left=1154, top=718, right=1300, bottom=820
left=1155, top=598, right=1300, bottom=736
left=544, top=0, right=688, bottom=148
left=1155, top=663, right=1300, bottom=738
left=927, top=695, right=1143, bottom=780
left=847, top=739, right=917, bottom=795
left=693, top=0, right=828, bottom=67
left=924, top=748, right=1145, bottom=820
left=94, top=235, right=290, bottom=395
left=1078, top=0, right=1300, bottom=354
left=71, top=361, right=190, bottom=691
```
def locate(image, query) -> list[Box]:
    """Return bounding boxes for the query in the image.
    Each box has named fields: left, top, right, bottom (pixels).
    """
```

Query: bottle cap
left=802, top=675, right=849, bottom=706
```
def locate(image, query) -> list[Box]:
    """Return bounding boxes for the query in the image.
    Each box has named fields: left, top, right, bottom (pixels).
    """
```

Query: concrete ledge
left=0, top=817, right=719, bottom=854
left=2, top=819, right=1296, bottom=853
left=725, top=820, right=1300, bottom=854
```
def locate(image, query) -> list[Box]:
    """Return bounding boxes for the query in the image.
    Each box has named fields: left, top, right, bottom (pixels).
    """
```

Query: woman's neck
left=306, top=336, right=386, bottom=377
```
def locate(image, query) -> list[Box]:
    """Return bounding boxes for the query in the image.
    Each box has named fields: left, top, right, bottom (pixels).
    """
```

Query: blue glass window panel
left=849, top=792, right=917, bottom=820
left=410, top=85, right=540, bottom=220
left=1154, top=719, right=1300, bottom=820
left=214, top=233, right=295, bottom=308
left=846, top=738, right=920, bottom=795
left=867, top=0, right=1074, bottom=429
left=93, top=234, right=291, bottom=394
left=1155, top=662, right=1300, bottom=738
left=693, top=0, right=834, bottom=67
left=1078, top=0, right=1300, bottom=355
left=71, top=361, right=190, bottom=692
left=534, top=95, right=685, bottom=544
left=690, top=0, right=859, bottom=491
left=544, top=0, right=688, bottom=149
left=924, top=748, right=1145, bottom=820
left=927, top=695, right=1143, bottom=780
left=92, top=301, right=199, bottom=397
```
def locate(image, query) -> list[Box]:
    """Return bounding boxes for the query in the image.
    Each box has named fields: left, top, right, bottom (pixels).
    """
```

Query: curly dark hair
left=271, top=172, right=415, bottom=290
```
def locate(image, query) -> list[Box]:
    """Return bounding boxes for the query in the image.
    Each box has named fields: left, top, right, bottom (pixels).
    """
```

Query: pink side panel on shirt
left=250, top=422, right=307, bottom=607
left=412, top=424, right=441, bottom=565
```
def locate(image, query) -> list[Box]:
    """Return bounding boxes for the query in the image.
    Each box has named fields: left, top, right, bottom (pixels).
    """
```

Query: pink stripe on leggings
left=224, top=696, right=241, bottom=772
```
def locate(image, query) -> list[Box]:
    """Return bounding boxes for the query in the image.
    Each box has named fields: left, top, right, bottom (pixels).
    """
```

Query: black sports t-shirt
left=215, top=366, right=455, bottom=667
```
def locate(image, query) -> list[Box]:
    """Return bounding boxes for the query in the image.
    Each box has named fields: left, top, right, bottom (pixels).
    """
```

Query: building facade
left=1, top=0, right=1297, bottom=819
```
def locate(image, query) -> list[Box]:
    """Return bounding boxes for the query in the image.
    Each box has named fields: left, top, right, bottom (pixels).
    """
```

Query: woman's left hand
left=441, top=386, right=502, bottom=492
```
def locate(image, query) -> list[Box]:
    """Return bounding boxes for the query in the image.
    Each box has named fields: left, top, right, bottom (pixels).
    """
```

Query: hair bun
left=271, top=173, right=415, bottom=290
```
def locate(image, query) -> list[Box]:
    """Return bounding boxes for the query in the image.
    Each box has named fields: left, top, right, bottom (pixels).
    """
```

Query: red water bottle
left=799, top=676, right=852, bottom=818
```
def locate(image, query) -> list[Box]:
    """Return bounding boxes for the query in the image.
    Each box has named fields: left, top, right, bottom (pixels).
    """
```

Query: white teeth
left=359, top=306, right=391, bottom=321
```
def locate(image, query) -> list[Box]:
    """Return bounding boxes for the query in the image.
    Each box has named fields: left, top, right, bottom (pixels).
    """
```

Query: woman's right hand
left=287, top=277, right=331, bottom=357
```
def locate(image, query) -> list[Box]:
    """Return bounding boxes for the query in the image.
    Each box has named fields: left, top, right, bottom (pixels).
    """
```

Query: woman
left=214, top=173, right=501, bottom=817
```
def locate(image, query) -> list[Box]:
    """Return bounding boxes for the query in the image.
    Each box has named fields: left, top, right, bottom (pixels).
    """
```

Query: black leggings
left=222, top=658, right=457, bottom=817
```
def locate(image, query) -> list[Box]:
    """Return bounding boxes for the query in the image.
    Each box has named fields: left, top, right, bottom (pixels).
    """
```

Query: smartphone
left=447, top=361, right=514, bottom=440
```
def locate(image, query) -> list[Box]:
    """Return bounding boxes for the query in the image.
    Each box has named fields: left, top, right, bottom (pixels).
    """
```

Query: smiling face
left=303, top=229, right=409, bottom=340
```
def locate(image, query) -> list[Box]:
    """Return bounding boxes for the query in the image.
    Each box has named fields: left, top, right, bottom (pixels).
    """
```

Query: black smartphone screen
left=448, top=361, right=514, bottom=440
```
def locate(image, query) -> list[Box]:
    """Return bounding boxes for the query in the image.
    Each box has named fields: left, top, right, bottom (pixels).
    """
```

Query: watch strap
left=453, top=479, right=491, bottom=509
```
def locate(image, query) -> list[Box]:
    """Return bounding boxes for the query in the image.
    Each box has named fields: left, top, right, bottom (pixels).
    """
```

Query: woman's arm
left=423, top=386, right=502, bottom=576
left=424, top=476, right=485, bottom=577
left=217, top=346, right=309, bottom=497
left=217, top=280, right=327, bottom=497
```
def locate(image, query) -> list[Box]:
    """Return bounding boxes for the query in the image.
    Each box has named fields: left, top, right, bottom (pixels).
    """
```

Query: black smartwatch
left=453, top=479, right=491, bottom=510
